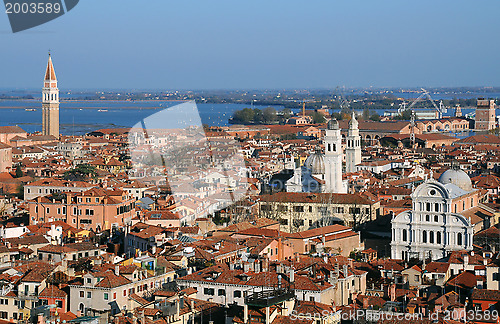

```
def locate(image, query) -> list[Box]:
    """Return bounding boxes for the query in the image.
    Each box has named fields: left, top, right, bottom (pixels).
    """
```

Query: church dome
left=438, top=167, right=472, bottom=191
left=328, top=117, right=339, bottom=130
left=305, top=147, right=325, bottom=175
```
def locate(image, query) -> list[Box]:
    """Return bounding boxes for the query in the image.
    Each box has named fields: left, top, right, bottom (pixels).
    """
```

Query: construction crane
left=398, top=88, right=447, bottom=119
left=334, top=86, right=351, bottom=113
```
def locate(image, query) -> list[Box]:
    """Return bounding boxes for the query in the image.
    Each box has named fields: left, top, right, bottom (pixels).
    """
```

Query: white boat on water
left=25, top=108, right=36, bottom=111
left=98, top=109, right=108, bottom=112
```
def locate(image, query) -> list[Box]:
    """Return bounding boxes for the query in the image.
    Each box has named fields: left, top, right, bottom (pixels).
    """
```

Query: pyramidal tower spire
left=42, top=52, right=59, bottom=139
left=45, top=53, right=57, bottom=82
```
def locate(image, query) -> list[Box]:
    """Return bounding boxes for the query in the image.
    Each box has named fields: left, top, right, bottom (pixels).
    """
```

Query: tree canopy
left=63, top=164, right=98, bottom=181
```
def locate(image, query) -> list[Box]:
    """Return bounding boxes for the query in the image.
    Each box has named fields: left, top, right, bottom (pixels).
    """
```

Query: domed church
left=391, top=164, right=477, bottom=261
left=286, top=114, right=360, bottom=194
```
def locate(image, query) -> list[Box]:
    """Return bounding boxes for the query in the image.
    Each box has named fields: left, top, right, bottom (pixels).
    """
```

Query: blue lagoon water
left=0, top=100, right=267, bottom=135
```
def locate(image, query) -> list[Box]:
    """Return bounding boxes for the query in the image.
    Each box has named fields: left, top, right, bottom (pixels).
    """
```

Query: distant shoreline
left=0, top=106, right=165, bottom=109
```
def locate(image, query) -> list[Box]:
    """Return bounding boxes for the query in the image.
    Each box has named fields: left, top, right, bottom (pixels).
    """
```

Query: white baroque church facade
left=286, top=113, right=361, bottom=194
left=391, top=166, right=476, bottom=261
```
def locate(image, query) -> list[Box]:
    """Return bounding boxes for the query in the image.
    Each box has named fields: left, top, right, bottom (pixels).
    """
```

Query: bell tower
left=346, top=112, right=361, bottom=173
left=324, top=117, right=343, bottom=193
left=42, top=53, right=59, bottom=139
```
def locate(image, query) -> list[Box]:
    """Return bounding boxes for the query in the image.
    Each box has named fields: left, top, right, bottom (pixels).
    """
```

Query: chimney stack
left=390, top=283, right=396, bottom=301
left=244, top=304, right=249, bottom=324
left=363, top=297, right=369, bottom=309
left=343, top=265, right=348, bottom=278
left=115, top=264, right=120, bottom=276
left=262, top=258, right=269, bottom=272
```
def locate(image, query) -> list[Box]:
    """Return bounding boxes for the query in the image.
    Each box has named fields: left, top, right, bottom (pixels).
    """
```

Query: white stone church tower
left=42, top=53, right=60, bottom=139
left=324, top=117, right=344, bottom=193
left=346, top=112, right=361, bottom=173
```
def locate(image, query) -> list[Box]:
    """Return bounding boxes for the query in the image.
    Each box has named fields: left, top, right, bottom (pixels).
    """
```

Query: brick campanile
left=42, top=53, right=60, bottom=139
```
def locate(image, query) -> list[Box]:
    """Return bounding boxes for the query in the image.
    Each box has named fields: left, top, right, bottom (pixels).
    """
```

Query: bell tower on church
left=324, top=117, right=343, bottom=193
left=346, top=112, right=361, bottom=173
left=42, top=53, right=59, bottom=139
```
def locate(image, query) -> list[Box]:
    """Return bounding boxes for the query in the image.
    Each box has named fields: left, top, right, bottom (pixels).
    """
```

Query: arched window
left=426, top=203, right=431, bottom=211
left=422, top=231, right=427, bottom=243
left=463, top=201, right=465, bottom=210
left=434, top=215, right=439, bottom=222
left=437, top=232, right=442, bottom=244
left=429, top=231, right=434, bottom=244
left=434, top=203, right=439, bottom=212
left=457, top=233, right=463, bottom=246
left=425, top=215, right=430, bottom=222
left=328, top=144, right=331, bottom=152
left=454, top=204, right=457, bottom=213
left=402, top=229, right=407, bottom=242
left=332, top=144, right=336, bottom=151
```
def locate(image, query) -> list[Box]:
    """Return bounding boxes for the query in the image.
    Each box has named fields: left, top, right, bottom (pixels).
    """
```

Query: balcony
left=17, top=292, right=38, bottom=300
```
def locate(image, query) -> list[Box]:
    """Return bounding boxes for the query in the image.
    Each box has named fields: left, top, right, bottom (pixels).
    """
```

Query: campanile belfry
left=42, top=53, right=59, bottom=139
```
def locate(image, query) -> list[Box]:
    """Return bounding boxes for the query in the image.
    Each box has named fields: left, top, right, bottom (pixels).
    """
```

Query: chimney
left=464, top=254, right=469, bottom=266
left=363, top=297, right=369, bottom=309
left=390, top=283, right=396, bottom=302
left=115, top=265, right=120, bottom=276
left=262, top=258, right=269, bottom=272
left=37, top=314, right=45, bottom=324
left=343, top=265, right=348, bottom=278
left=152, top=245, right=156, bottom=255
left=254, top=261, right=260, bottom=273
left=290, top=268, right=294, bottom=283
left=244, top=304, right=249, bottom=324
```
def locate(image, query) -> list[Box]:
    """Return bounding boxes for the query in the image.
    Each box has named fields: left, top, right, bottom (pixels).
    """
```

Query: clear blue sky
left=1, top=0, right=499, bottom=90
